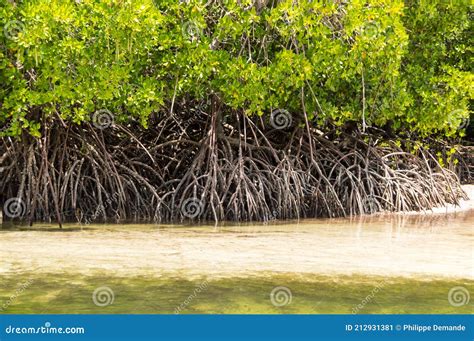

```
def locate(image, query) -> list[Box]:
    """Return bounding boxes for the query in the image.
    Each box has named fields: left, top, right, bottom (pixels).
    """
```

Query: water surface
left=1, top=210, right=473, bottom=313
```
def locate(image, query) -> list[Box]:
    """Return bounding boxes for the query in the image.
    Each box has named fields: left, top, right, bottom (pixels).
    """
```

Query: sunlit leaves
left=0, top=0, right=471, bottom=138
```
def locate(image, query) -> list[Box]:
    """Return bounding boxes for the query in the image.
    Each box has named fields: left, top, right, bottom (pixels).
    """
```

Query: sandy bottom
left=1, top=185, right=473, bottom=280
left=2, top=187, right=473, bottom=315
left=1, top=208, right=472, bottom=280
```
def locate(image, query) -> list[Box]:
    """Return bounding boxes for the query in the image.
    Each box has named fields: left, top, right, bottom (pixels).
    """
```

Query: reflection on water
left=1, top=210, right=472, bottom=279
left=1, top=210, right=473, bottom=314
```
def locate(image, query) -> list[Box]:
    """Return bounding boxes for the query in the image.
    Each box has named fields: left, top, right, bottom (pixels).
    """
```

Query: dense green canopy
left=0, top=0, right=472, bottom=138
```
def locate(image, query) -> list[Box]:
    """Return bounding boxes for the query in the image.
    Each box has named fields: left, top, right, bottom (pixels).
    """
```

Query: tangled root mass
left=0, top=107, right=468, bottom=225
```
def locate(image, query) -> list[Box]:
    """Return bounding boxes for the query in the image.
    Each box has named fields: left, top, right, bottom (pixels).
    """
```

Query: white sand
left=420, top=184, right=474, bottom=214
left=1, top=202, right=472, bottom=280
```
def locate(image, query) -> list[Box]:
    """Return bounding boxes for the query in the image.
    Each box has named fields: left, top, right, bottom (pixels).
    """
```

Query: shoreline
left=1, top=210, right=472, bottom=280
left=1, top=185, right=472, bottom=281
left=359, top=184, right=474, bottom=217
left=402, top=184, right=474, bottom=215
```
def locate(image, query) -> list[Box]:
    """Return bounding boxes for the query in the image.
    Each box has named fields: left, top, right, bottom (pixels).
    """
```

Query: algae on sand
left=1, top=273, right=472, bottom=314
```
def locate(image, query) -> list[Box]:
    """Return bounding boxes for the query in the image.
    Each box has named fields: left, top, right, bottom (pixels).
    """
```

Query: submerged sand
left=1, top=185, right=473, bottom=280
left=1, top=195, right=472, bottom=280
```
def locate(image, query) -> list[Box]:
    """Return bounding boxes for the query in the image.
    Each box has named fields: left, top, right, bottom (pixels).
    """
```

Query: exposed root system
left=0, top=107, right=468, bottom=225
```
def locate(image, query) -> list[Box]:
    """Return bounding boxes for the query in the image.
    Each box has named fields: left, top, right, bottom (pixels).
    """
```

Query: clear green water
left=1, top=211, right=473, bottom=314
left=1, top=274, right=473, bottom=314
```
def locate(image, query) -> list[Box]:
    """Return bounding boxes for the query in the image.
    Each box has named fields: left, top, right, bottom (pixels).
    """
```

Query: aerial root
left=0, top=110, right=467, bottom=224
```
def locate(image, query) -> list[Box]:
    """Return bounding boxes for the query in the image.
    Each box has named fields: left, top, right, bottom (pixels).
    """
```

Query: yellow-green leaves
left=0, top=0, right=471, bottom=138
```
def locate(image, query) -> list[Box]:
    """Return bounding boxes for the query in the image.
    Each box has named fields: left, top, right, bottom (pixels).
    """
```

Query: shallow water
left=1, top=210, right=473, bottom=314
left=1, top=274, right=473, bottom=314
